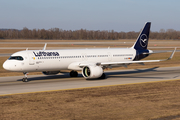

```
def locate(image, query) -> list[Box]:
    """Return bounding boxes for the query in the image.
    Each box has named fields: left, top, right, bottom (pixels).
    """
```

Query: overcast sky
left=0, top=0, right=180, bottom=32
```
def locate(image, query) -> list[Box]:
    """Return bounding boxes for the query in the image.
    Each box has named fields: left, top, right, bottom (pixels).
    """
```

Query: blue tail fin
left=132, top=22, right=151, bottom=50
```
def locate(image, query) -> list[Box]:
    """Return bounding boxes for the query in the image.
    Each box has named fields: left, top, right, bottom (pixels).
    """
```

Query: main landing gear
left=22, top=72, right=28, bottom=82
left=70, top=71, right=78, bottom=77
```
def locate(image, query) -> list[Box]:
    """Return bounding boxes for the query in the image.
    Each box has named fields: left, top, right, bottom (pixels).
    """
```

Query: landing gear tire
left=22, top=78, right=28, bottom=82
left=22, top=72, right=28, bottom=82
left=99, top=73, right=106, bottom=79
left=70, top=71, right=78, bottom=77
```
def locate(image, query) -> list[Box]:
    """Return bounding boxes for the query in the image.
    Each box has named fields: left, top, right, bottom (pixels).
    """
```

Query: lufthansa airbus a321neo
left=3, top=22, right=176, bottom=82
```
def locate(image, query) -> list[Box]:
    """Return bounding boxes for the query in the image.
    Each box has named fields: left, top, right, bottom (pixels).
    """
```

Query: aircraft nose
left=3, top=61, right=10, bottom=70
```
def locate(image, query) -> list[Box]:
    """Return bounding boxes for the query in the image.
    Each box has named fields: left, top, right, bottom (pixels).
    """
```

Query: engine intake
left=82, top=66, right=103, bottom=79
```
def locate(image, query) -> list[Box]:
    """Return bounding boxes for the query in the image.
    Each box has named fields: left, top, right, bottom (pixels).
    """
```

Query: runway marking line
left=0, top=78, right=180, bottom=97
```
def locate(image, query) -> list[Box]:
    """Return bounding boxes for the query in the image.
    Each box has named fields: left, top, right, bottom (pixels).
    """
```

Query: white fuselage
left=3, top=48, right=136, bottom=72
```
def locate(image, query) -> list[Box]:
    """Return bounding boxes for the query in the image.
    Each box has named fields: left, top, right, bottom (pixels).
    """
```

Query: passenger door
left=28, top=52, right=35, bottom=65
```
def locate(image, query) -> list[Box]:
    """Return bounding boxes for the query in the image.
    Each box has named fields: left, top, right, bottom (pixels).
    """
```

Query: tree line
left=0, top=28, right=179, bottom=40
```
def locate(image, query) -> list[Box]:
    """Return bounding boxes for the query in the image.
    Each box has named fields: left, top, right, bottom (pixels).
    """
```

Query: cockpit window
left=8, top=56, right=24, bottom=61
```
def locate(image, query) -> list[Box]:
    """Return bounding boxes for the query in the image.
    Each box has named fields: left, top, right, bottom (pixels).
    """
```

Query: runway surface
left=0, top=66, right=180, bottom=95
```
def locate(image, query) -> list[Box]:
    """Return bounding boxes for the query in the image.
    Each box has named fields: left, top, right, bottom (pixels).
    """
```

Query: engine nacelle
left=82, top=66, right=103, bottom=79
left=42, top=71, right=60, bottom=75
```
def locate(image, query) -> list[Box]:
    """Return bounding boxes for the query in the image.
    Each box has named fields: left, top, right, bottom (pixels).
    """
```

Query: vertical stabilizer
left=132, top=22, right=151, bottom=50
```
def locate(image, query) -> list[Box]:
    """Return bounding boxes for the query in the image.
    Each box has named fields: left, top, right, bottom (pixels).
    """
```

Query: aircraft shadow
left=105, top=67, right=167, bottom=79
left=17, top=67, right=161, bottom=82
left=17, top=74, right=71, bottom=82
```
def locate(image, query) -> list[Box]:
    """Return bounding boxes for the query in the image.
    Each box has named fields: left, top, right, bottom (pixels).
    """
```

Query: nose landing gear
left=22, top=72, right=28, bottom=82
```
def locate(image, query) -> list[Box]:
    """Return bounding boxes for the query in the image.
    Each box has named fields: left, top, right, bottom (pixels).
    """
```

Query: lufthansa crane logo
left=140, top=34, right=148, bottom=47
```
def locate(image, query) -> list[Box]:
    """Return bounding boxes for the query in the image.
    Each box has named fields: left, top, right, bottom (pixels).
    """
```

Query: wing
left=79, top=48, right=176, bottom=68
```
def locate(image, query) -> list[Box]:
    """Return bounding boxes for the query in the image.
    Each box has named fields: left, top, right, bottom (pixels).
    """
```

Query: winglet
left=160, top=47, right=176, bottom=61
left=43, top=43, right=47, bottom=50
left=167, top=47, right=176, bottom=60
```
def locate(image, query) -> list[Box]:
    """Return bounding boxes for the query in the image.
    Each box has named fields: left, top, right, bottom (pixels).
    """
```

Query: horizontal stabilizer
left=143, top=49, right=176, bottom=55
